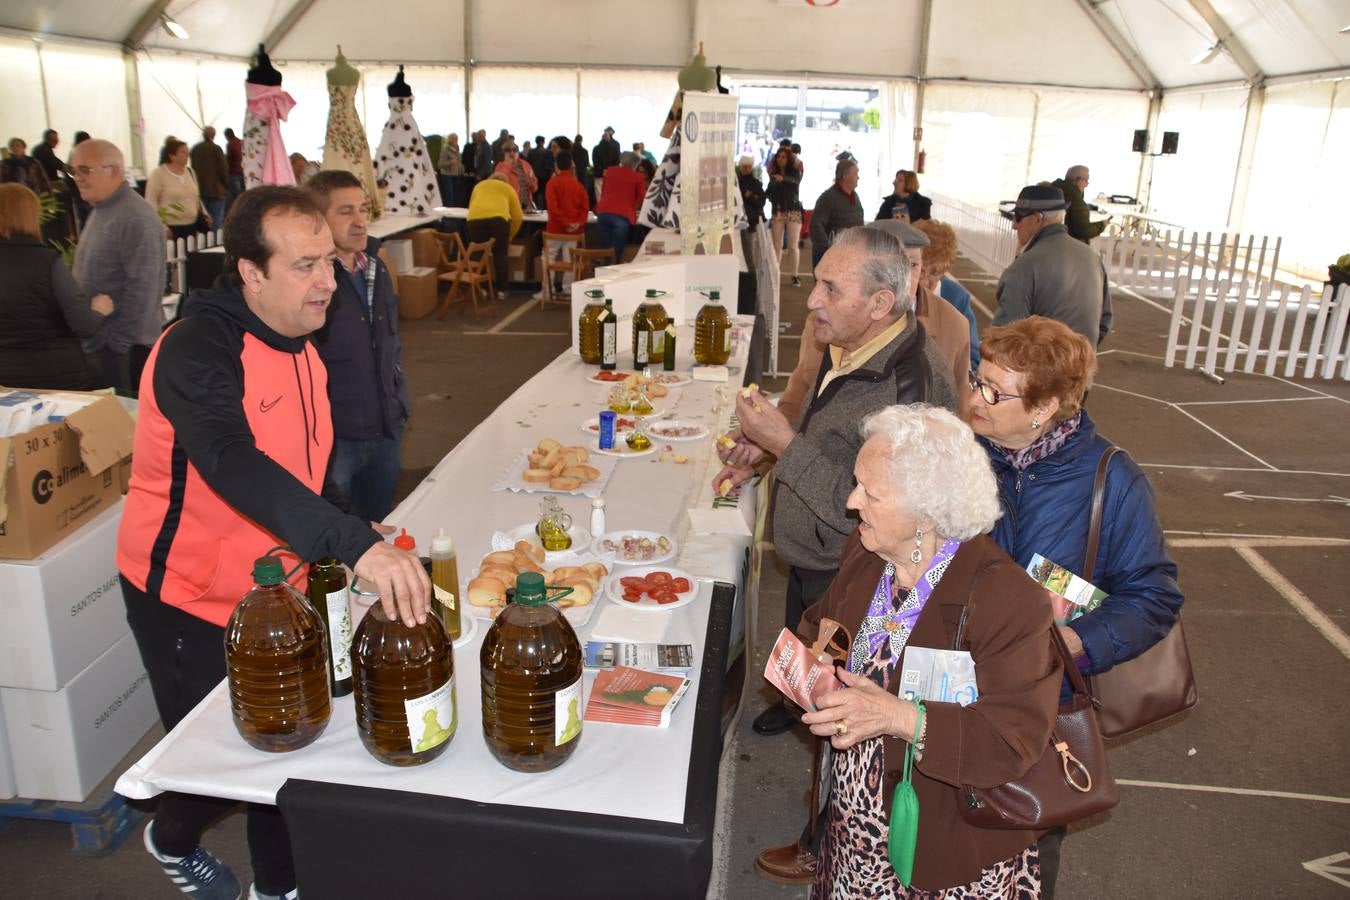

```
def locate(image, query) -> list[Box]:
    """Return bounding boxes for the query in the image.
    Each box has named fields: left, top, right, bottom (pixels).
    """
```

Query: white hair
left=859, top=404, right=1001, bottom=541
left=1041, top=210, right=1066, bottom=226
left=72, top=138, right=124, bottom=171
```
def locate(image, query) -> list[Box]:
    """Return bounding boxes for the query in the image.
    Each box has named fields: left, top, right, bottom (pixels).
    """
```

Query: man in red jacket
left=594, top=151, right=646, bottom=263
left=117, top=186, right=429, bottom=900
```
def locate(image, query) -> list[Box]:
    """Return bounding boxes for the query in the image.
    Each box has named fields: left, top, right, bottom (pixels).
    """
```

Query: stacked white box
left=0, top=500, right=128, bottom=691
left=2, top=631, right=157, bottom=802
left=0, top=696, right=15, bottom=799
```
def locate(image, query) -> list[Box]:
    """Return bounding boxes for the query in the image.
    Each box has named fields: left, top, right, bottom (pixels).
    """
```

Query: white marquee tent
left=3, top=0, right=1347, bottom=278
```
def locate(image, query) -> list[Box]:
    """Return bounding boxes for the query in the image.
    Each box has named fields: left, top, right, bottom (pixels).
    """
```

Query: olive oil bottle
left=693, top=290, right=731, bottom=365
left=578, top=289, right=607, bottom=364
left=632, top=289, right=670, bottom=366
left=307, top=558, right=353, bottom=697
left=600, top=298, right=618, bottom=371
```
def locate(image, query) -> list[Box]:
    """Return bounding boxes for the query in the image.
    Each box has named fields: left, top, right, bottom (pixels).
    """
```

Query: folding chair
left=436, top=238, right=497, bottom=320
left=539, top=231, right=584, bottom=309
left=572, top=247, right=616, bottom=281
left=430, top=231, right=465, bottom=277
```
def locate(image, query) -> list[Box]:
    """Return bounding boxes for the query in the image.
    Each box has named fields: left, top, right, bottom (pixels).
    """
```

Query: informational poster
left=679, top=91, right=739, bottom=257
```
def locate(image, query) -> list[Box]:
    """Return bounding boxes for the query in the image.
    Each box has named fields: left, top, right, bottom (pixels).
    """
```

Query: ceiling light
left=1340, top=25, right=1349, bottom=34
left=160, top=13, right=189, bottom=40
left=1190, top=42, right=1224, bottom=65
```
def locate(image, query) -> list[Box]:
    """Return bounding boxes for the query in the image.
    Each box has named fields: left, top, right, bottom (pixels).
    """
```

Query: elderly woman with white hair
left=798, top=403, right=1062, bottom=897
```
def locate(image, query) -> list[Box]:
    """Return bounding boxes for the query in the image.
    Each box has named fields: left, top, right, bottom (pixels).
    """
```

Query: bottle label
left=602, top=322, right=616, bottom=364
left=405, top=677, right=457, bottom=752
left=651, top=330, right=665, bottom=354
left=636, top=329, right=649, bottom=364
left=555, top=676, right=582, bottom=746
left=324, top=588, right=352, bottom=681
left=434, top=583, right=456, bottom=613
left=722, top=327, right=732, bottom=354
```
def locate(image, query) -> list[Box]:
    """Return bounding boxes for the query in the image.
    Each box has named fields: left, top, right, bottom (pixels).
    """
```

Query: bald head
left=72, top=139, right=125, bottom=170
left=70, top=140, right=126, bottom=205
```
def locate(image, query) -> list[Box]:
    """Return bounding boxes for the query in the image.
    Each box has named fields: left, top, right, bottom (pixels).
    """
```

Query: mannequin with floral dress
left=321, top=47, right=383, bottom=218
left=374, top=66, right=439, bottom=217
left=242, top=45, right=296, bottom=188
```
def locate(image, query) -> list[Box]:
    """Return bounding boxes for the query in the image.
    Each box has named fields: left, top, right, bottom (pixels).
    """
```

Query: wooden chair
left=430, top=231, right=465, bottom=277
left=539, top=231, right=584, bottom=309
left=436, top=238, right=497, bottom=320
left=572, top=247, right=616, bottom=281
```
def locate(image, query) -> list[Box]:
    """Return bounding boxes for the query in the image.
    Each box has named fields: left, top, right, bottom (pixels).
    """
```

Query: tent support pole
left=463, top=0, right=474, bottom=139
left=1225, top=82, right=1263, bottom=234
left=1073, top=0, right=1159, bottom=92
left=1135, top=90, right=1162, bottom=206
left=123, top=0, right=172, bottom=50
left=34, top=41, right=53, bottom=128
left=913, top=0, right=933, bottom=169
left=123, top=49, right=147, bottom=172
left=262, top=0, right=322, bottom=54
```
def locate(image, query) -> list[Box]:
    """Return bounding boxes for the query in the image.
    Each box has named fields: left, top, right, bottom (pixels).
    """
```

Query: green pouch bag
left=887, top=701, right=924, bottom=887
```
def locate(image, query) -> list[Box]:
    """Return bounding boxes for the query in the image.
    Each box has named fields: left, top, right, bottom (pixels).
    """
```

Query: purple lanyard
left=856, top=538, right=961, bottom=669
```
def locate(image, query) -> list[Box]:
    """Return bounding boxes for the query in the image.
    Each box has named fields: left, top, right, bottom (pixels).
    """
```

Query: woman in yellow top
left=466, top=173, right=523, bottom=299
left=145, top=138, right=210, bottom=240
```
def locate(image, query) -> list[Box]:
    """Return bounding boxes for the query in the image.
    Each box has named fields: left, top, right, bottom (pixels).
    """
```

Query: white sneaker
left=249, top=885, right=299, bottom=900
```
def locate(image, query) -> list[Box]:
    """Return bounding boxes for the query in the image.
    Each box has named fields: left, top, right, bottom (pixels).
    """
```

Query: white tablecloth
left=116, top=320, right=757, bottom=826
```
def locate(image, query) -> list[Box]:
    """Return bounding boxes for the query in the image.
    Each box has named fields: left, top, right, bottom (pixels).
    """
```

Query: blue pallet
left=0, top=790, right=144, bottom=856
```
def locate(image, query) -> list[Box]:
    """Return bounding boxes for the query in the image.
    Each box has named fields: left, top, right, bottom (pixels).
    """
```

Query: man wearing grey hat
left=592, top=126, right=620, bottom=198
left=994, top=184, right=1112, bottom=346
left=1052, top=164, right=1106, bottom=243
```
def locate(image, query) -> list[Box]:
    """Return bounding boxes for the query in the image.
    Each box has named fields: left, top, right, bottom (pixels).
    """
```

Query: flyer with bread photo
left=763, top=628, right=843, bottom=713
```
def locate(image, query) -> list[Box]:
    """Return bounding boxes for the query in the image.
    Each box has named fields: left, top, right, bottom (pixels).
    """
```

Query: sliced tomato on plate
left=622, top=589, right=643, bottom=603
left=619, top=576, right=647, bottom=589
left=651, top=591, right=679, bottom=605
left=671, top=577, right=691, bottom=593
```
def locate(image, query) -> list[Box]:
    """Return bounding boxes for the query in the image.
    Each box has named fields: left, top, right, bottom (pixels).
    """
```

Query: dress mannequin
left=321, top=46, right=382, bottom=217
left=242, top=45, right=296, bottom=187
left=374, top=66, right=439, bottom=217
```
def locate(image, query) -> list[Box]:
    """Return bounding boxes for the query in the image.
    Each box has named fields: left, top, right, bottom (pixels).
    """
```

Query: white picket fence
left=1095, top=228, right=1282, bottom=303
left=162, top=228, right=222, bottom=321
left=930, top=193, right=1017, bottom=275
left=1165, top=276, right=1350, bottom=380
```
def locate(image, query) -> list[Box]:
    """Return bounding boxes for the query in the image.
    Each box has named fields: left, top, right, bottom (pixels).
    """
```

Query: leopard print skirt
left=812, top=736, right=1042, bottom=899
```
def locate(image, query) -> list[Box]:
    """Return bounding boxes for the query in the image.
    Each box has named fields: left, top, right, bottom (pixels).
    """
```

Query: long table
left=116, top=319, right=759, bottom=898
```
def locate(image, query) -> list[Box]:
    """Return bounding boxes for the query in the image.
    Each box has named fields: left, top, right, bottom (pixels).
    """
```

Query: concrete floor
left=2, top=250, right=1348, bottom=899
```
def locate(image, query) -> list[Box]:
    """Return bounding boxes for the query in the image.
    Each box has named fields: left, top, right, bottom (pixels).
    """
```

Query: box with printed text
left=0, top=500, right=128, bottom=690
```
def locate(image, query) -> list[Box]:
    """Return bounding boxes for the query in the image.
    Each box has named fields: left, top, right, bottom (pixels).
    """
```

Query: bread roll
left=468, top=575, right=507, bottom=607
left=514, top=540, right=545, bottom=563
left=523, top=467, right=552, bottom=483
left=572, top=464, right=601, bottom=481
left=537, top=438, right=561, bottom=454
left=567, top=446, right=590, bottom=463
left=479, top=564, right=517, bottom=585
left=581, top=561, right=607, bottom=581
left=484, top=550, right=518, bottom=568
left=527, top=450, right=546, bottom=467
left=555, top=582, right=593, bottom=608
left=540, top=447, right=562, bottom=469
left=513, top=549, right=545, bottom=573
left=549, top=475, right=582, bottom=491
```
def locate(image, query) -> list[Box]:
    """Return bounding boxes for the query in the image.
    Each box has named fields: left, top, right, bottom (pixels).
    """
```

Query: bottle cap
left=644, top=289, right=667, bottom=298
left=394, top=528, right=416, bottom=551
left=591, top=497, right=605, bottom=509
left=514, top=571, right=547, bottom=606
left=431, top=529, right=453, bottom=552
left=708, top=290, right=721, bottom=300
left=252, top=556, right=284, bottom=586
left=585, top=289, right=605, bottom=300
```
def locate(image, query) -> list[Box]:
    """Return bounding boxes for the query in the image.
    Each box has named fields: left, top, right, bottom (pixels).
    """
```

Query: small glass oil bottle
left=625, top=416, right=653, bottom=452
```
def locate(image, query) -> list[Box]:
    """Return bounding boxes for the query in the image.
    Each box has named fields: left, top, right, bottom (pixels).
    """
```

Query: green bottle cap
left=645, top=289, right=667, bottom=298
left=253, top=556, right=285, bottom=586
left=514, top=571, right=547, bottom=606
left=708, top=290, right=720, bottom=301
left=585, top=289, right=605, bottom=300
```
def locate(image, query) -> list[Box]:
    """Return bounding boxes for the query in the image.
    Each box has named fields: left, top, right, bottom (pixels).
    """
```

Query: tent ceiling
left=2, top=0, right=1346, bottom=88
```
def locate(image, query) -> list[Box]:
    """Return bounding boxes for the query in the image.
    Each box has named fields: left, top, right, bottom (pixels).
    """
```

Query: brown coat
left=777, top=289, right=970, bottom=425
left=800, top=531, right=1061, bottom=892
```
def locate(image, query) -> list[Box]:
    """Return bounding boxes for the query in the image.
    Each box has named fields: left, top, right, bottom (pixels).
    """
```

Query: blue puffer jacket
left=983, top=411, right=1182, bottom=675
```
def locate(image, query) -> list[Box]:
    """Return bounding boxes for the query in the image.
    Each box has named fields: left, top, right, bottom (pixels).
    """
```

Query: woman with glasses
left=793, top=404, right=1061, bottom=896
left=969, top=316, right=1182, bottom=896
left=493, top=142, right=538, bottom=212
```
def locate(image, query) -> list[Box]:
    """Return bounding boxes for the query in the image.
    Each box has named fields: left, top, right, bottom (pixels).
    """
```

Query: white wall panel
left=928, top=0, right=1142, bottom=89
left=1147, top=87, right=1248, bottom=231
left=702, top=0, right=922, bottom=78
left=579, top=70, right=679, bottom=166
left=469, top=67, right=578, bottom=147
left=41, top=42, right=132, bottom=153
left=136, top=52, right=207, bottom=158
left=0, top=36, right=46, bottom=144
left=474, top=0, right=686, bottom=67
left=920, top=84, right=1039, bottom=209
left=1029, top=89, right=1149, bottom=198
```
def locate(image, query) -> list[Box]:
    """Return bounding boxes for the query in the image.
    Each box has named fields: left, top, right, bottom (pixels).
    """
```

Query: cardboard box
left=383, top=238, right=415, bottom=275
left=408, top=228, right=442, bottom=269
left=2, top=631, right=158, bottom=802
left=0, top=394, right=135, bottom=559
left=0, top=500, right=128, bottom=691
left=0, top=696, right=15, bottom=799
left=398, top=267, right=440, bottom=320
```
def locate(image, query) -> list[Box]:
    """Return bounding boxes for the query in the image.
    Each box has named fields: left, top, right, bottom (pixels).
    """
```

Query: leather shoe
left=754, top=841, right=817, bottom=885
left=751, top=702, right=796, bottom=736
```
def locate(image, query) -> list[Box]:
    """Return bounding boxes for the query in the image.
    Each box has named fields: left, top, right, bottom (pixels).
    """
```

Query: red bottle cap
left=394, top=528, right=416, bottom=551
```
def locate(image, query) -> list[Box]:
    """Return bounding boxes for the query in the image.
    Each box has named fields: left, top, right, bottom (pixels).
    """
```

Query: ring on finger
left=835, top=720, right=847, bottom=736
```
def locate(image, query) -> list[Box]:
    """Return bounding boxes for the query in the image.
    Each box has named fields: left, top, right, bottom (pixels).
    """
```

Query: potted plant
left=1330, top=254, right=1350, bottom=288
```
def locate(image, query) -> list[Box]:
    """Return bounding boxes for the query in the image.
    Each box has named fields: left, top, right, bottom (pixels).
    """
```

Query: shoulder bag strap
left=1082, top=446, right=1122, bottom=581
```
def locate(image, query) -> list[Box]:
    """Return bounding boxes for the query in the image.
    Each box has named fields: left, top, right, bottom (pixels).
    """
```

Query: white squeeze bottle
left=590, top=498, right=606, bottom=540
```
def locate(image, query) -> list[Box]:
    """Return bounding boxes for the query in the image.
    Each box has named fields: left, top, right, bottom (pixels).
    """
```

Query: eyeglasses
left=1013, top=211, right=1040, bottom=224
left=71, top=164, right=115, bottom=177
left=968, top=371, right=1023, bottom=405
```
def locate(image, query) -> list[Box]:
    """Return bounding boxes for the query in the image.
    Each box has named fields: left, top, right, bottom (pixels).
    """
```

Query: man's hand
left=353, top=541, right=430, bottom=628
left=735, top=389, right=796, bottom=458
left=710, top=464, right=754, bottom=496
left=91, top=293, right=115, bottom=316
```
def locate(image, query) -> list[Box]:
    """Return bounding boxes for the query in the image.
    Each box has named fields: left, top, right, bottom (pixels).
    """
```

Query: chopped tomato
left=652, top=591, right=679, bottom=605
left=622, top=591, right=643, bottom=603
left=647, top=570, right=673, bottom=585
left=672, top=577, right=691, bottom=593
left=619, top=576, right=647, bottom=589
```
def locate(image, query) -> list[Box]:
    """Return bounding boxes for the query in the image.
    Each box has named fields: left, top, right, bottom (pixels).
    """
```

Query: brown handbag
left=1082, top=448, right=1199, bottom=739
left=958, top=624, right=1120, bottom=830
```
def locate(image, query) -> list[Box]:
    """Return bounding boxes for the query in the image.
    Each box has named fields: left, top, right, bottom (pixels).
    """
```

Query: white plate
left=591, top=438, right=658, bottom=459
left=647, top=419, right=710, bottom=442
left=580, top=415, right=638, bottom=436
left=586, top=370, right=691, bottom=388
left=499, top=523, right=592, bottom=559
left=603, top=566, right=699, bottom=611
left=450, top=607, right=478, bottom=649
left=593, top=530, right=678, bottom=566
